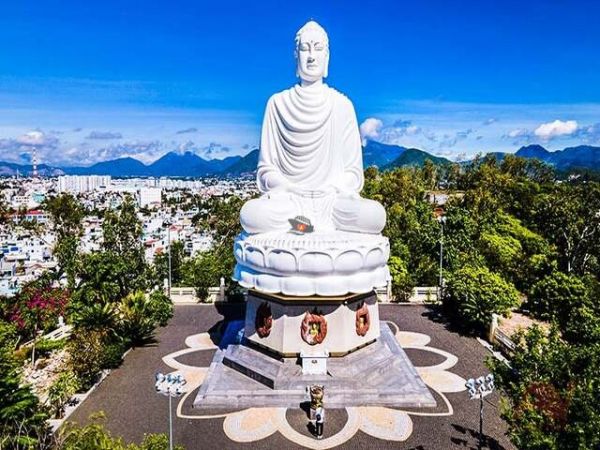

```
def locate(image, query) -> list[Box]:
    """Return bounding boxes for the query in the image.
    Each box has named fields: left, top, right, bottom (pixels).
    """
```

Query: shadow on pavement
left=451, top=423, right=507, bottom=450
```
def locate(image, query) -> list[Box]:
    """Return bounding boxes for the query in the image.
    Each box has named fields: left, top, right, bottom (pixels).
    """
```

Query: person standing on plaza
left=315, top=405, right=325, bottom=439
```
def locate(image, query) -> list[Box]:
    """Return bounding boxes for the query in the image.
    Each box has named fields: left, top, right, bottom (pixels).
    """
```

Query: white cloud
left=534, top=120, right=578, bottom=140
left=16, top=131, right=49, bottom=146
left=406, top=125, right=421, bottom=135
left=576, top=123, right=600, bottom=143
left=86, top=131, right=123, bottom=140
left=359, top=117, right=383, bottom=144
left=507, top=128, right=529, bottom=138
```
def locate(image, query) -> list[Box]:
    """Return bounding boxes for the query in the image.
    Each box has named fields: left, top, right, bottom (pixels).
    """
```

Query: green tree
left=74, top=252, right=128, bottom=306
left=490, top=325, right=600, bottom=450
left=47, top=370, right=80, bottom=419
left=363, top=167, right=440, bottom=287
left=153, top=240, right=185, bottom=287
left=45, top=193, right=85, bottom=287
left=191, top=195, right=245, bottom=297
left=478, top=213, right=555, bottom=290
left=444, top=265, right=520, bottom=332
left=187, top=247, right=231, bottom=300
left=527, top=271, right=588, bottom=325
left=193, top=195, right=244, bottom=247
left=534, top=183, right=600, bottom=275
left=0, top=321, right=49, bottom=448
left=117, top=291, right=172, bottom=346
left=420, top=159, right=438, bottom=190
left=147, top=290, right=173, bottom=327
left=388, top=256, right=414, bottom=301
left=100, top=195, right=150, bottom=297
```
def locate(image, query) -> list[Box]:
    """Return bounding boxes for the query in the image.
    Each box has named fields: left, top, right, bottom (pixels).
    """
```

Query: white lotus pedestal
left=233, top=230, right=390, bottom=297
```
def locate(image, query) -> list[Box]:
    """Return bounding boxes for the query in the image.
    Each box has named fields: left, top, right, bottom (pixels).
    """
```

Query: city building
left=58, top=175, right=111, bottom=193
left=137, top=187, right=162, bottom=208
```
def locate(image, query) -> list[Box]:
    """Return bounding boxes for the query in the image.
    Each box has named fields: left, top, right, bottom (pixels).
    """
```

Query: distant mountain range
left=65, top=151, right=244, bottom=177
left=516, top=145, right=600, bottom=171
left=1, top=142, right=599, bottom=178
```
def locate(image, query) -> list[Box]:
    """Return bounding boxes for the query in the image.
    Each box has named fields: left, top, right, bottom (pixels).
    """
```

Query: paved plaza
left=68, top=303, right=515, bottom=449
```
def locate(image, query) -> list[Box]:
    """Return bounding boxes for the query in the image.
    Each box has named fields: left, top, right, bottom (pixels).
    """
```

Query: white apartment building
left=58, top=175, right=112, bottom=193
left=138, top=187, right=162, bottom=208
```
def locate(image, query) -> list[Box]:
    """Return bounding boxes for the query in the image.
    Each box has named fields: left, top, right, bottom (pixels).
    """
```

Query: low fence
left=21, top=324, right=73, bottom=348
left=170, top=284, right=439, bottom=304
left=408, top=286, right=439, bottom=304
left=488, top=313, right=517, bottom=355
left=375, top=284, right=439, bottom=304
left=169, top=286, right=228, bottom=304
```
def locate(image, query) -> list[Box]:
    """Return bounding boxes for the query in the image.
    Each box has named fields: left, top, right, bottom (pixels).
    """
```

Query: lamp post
left=465, top=374, right=495, bottom=450
left=437, top=215, right=447, bottom=301
left=163, top=220, right=172, bottom=299
left=168, top=225, right=172, bottom=299
left=154, top=372, right=186, bottom=450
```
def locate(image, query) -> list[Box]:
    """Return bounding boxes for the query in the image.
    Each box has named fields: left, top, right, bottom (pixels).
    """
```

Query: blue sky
left=1, top=0, right=599, bottom=165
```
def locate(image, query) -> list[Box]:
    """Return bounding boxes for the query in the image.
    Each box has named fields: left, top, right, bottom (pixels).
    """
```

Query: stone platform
left=193, top=321, right=436, bottom=410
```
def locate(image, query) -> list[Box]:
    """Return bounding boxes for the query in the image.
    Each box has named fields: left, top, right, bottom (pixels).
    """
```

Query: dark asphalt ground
left=68, top=303, right=515, bottom=450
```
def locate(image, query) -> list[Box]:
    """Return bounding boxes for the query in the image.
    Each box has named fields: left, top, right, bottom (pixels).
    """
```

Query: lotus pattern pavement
left=162, top=321, right=467, bottom=449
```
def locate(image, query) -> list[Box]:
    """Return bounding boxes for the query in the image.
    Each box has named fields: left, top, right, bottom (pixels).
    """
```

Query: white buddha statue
left=234, top=21, right=390, bottom=296
left=240, top=20, right=386, bottom=235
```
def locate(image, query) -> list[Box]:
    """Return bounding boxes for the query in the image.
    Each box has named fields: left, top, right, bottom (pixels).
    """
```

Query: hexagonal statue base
left=245, top=290, right=380, bottom=357
left=193, top=290, right=435, bottom=410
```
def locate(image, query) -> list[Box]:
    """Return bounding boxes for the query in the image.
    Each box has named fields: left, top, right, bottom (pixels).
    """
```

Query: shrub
left=47, top=370, right=80, bottom=419
left=117, top=292, right=158, bottom=346
left=147, top=290, right=173, bottom=327
left=70, top=303, right=117, bottom=332
left=16, top=338, right=67, bottom=363
left=0, top=321, right=50, bottom=447
left=526, top=271, right=588, bottom=325
left=489, top=325, right=600, bottom=450
left=388, top=256, right=414, bottom=302
left=444, top=264, right=520, bottom=332
left=5, top=285, right=70, bottom=340
left=67, top=331, right=106, bottom=390
left=56, top=413, right=183, bottom=449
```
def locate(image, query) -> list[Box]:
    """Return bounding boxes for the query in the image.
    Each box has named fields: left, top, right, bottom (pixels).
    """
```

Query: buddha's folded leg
left=332, top=197, right=386, bottom=234
left=240, top=195, right=299, bottom=234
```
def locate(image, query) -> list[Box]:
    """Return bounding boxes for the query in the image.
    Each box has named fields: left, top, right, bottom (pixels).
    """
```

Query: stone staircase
left=194, top=322, right=436, bottom=410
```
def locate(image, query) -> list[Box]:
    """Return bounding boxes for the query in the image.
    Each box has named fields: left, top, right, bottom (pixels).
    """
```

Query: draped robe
left=257, top=83, right=363, bottom=194
left=241, top=83, right=385, bottom=234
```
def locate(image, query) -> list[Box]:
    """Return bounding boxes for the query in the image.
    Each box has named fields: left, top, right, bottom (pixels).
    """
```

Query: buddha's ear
left=294, top=48, right=300, bottom=78
left=323, top=51, right=330, bottom=78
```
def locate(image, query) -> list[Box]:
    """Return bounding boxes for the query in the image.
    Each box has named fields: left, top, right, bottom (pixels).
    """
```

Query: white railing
left=488, top=313, right=516, bottom=355
left=408, top=286, right=439, bottom=304
left=168, top=286, right=226, bottom=304
left=21, top=324, right=73, bottom=348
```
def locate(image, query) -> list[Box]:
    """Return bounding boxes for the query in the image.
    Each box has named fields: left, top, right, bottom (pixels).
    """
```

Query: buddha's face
left=296, top=28, right=329, bottom=83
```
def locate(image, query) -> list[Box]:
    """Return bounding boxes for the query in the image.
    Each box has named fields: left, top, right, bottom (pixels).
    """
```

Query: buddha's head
left=295, top=21, right=329, bottom=83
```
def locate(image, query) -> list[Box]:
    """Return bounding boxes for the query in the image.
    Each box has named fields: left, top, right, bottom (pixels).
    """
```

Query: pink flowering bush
left=4, top=285, right=70, bottom=340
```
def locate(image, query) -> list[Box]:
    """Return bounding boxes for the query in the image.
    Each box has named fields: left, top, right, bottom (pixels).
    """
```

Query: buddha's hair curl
left=294, top=20, right=329, bottom=51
